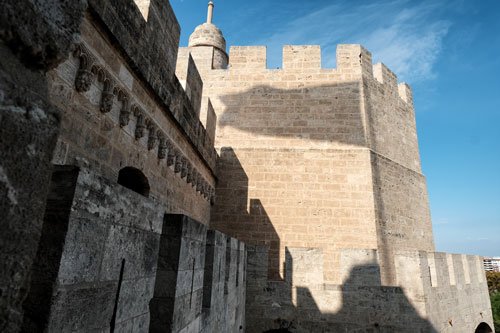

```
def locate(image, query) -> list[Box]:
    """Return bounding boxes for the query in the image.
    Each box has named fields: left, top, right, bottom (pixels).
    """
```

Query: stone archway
left=475, top=322, right=493, bottom=333
left=117, top=167, right=150, bottom=197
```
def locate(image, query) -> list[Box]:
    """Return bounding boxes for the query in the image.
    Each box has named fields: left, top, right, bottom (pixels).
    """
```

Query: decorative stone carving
left=98, top=71, right=115, bottom=113
left=71, top=44, right=211, bottom=199
left=147, top=122, right=157, bottom=150
left=73, top=44, right=96, bottom=92
left=201, top=184, right=207, bottom=198
left=167, top=142, right=175, bottom=167
left=116, top=88, right=131, bottom=127
left=174, top=152, right=182, bottom=173
left=196, top=178, right=203, bottom=193
left=190, top=170, right=198, bottom=187
left=186, top=164, right=193, bottom=184
left=134, top=107, right=146, bottom=140
left=181, top=157, right=188, bottom=178
left=158, top=135, right=167, bottom=159
left=203, top=184, right=209, bottom=199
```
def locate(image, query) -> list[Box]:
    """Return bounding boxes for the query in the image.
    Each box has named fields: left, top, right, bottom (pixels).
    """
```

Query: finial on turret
left=207, top=1, right=214, bottom=24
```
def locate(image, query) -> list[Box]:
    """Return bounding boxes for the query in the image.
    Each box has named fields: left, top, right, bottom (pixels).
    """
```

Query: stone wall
left=22, top=166, right=164, bottom=331
left=246, top=246, right=493, bottom=333
left=395, top=251, right=494, bottom=332
left=0, top=1, right=87, bottom=330
left=21, top=167, right=246, bottom=332
left=49, top=1, right=217, bottom=224
left=371, top=152, right=434, bottom=284
left=182, top=43, right=432, bottom=282
left=211, top=146, right=377, bottom=282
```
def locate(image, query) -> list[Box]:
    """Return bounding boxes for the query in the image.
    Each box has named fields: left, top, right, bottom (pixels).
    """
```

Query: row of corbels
left=72, top=43, right=215, bottom=204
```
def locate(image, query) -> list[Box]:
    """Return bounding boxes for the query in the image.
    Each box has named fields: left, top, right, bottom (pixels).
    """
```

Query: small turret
left=188, top=1, right=228, bottom=69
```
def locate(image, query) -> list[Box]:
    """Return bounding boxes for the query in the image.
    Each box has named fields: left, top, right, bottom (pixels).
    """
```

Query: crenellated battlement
left=207, top=44, right=413, bottom=104
left=175, top=52, right=204, bottom=116
left=228, top=46, right=267, bottom=69
left=282, top=45, right=322, bottom=70
left=395, top=251, right=486, bottom=290
left=245, top=246, right=492, bottom=331
left=373, top=63, right=397, bottom=89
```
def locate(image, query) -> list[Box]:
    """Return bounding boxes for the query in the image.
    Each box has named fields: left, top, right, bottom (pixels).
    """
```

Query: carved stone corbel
left=73, top=44, right=96, bottom=93
left=116, top=89, right=131, bottom=127
left=201, top=184, right=207, bottom=198
left=98, top=72, right=115, bottom=113
left=203, top=184, right=209, bottom=199
left=158, top=135, right=167, bottom=159
left=196, top=178, right=203, bottom=193
left=134, top=107, right=146, bottom=140
left=181, top=158, right=188, bottom=178
left=166, top=142, right=175, bottom=166
left=174, top=152, right=182, bottom=174
left=186, top=164, right=193, bottom=184
left=190, top=170, right=198, bottom=188
left=147, top=122, right=158, bottom=150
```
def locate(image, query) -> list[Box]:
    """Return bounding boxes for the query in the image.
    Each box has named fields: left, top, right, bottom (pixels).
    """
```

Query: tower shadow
left=250, top=247, right=438, bottom=333
left=211, top=147, right=282, bottom=280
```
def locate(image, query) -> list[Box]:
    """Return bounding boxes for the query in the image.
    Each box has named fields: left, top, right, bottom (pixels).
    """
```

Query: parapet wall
left=246, top=246, right=493, bottom=332
left=395, top=251, right=494, bottom=332
left=22, top=167, right=246, bottom=332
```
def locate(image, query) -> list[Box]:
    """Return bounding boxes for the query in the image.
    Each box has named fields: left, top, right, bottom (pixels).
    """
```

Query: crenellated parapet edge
left=246, top=245, right=489, bottom=291
left=72, top=42, right=216, bottom=204
left=394, top=250, right=488, bottom=290
left=245, top=246, right=493, bottom=331
left=175, top=49, right=217, bottom=145
left=224, top=44, right=413, bottom=105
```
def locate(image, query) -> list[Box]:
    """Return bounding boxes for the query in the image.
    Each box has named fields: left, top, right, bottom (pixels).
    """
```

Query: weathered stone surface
left=0, top=0, right=87, bottom=70
left=21, top=167, right=164, bottom=332
left=0, top=1, right=86, bottom=330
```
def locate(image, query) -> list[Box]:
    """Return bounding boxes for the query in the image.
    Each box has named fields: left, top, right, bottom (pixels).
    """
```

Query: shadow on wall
left=210, top=148, right=438, bottom=332
left=248, top=248, right=439, bottom=333
left=216, top=83, right=368, bottom=147
left=211, top=147, right=283, bottom=280
left=211, top=81, right=430, bottom=287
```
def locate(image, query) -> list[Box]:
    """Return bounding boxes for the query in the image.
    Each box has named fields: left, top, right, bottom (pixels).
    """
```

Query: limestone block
left=229, top=46, right=267, bottom=69
left=336, top=44, right=373, bottom=76
left=283, top=45, right=321, bottom=70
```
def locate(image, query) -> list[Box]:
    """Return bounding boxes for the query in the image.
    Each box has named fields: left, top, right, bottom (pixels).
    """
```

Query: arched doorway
left=117, top=167, right=150, bottom=197
left=475, top=322, right=493, bottom=333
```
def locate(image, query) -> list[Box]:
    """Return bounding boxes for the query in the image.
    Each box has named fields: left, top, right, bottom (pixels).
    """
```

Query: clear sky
left=170, top=0, right=500, bottom=256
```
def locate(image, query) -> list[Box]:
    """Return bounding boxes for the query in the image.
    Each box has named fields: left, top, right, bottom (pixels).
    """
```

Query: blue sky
left=171, top=0, right=500, bottom=256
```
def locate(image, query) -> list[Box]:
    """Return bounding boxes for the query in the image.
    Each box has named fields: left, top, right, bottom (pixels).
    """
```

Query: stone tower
left=0, top=0, right=493, bottom=332
left=182, top=3, right=434, bottom=286
left=188, top=1, right=228, bottom=69
left=177, top=2, right=493, bottom=332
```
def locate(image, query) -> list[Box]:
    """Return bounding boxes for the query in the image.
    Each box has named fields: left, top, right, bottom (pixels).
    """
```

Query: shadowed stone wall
left=22, top=167, right=164, bottom=331
left=0, top=0, right=87, bottom=330
left=20, top=168, right=246, bottom=332
left=246, top=246, right=493, bottom=333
